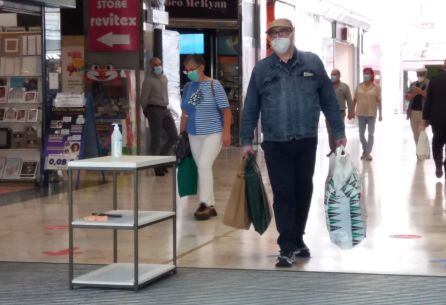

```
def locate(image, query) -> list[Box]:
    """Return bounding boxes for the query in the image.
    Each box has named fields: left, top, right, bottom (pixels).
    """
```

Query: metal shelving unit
left=68, top=155, right=177, bottom=291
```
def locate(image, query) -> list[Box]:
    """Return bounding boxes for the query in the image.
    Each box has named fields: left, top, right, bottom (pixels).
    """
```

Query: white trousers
left=410, top=110, right=423, bottom=144
left=189, top=133, right=222, bottom=206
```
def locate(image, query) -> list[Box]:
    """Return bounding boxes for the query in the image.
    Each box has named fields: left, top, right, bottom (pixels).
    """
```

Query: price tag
left=45, top=154, right=69, bottom=170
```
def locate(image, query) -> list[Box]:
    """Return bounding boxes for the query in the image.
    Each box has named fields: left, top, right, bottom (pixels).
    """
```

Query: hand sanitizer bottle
left=111, top=123, right=122, bottom=157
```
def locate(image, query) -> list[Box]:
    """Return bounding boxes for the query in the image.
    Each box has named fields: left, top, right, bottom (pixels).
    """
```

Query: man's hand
left=347, top=110, right=355, bottom=120
left=379, top=114, right=383, bottom=122
left=242, top=145, right=256, bottom=158
left=412, top=87, right=423, bottom=94
left=222, top=132, right=231, bottom=147
left=422, top=119, right=430, bottom=127
left=335, top=138, right=347, bottom=148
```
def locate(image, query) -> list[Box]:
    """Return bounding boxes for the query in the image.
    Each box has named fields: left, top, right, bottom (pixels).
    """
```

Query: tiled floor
left=1, top=115, right=445, bottom=276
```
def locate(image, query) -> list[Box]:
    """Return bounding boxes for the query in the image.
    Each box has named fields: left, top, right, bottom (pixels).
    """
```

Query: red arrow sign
left=88, top=0, right=140, bottom=52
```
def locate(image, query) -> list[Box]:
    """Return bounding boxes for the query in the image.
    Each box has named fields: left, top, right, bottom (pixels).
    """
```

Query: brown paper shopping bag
left=223, top=158, right=251, bottom=230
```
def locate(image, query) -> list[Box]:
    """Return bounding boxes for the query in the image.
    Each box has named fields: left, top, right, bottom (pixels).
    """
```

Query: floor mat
left=0, top=262, right=445, bottom=305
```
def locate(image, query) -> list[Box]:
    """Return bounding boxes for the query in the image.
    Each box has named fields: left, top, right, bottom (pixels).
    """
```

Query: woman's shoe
left=365, top=155, right=373, bottom=161
left=194, top=203, right=217, bottom=220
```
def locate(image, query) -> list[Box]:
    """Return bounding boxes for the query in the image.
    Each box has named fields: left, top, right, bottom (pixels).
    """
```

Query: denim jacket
left=240, top=48, right=346, bottom=145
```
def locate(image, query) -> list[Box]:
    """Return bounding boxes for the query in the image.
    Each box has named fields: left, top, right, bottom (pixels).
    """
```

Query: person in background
left=140, top=57, right=179, bottom=176
left=240, top=18, right=346, bottom=267
left=352, top=67, right=382, bottom=161
left=423, top=60, right=446, bottom=178
left=405, top=67, right=429, bottom=147
left=180, top=54, right=232, bottom=221
left=326, top=69, right=354, bottom=155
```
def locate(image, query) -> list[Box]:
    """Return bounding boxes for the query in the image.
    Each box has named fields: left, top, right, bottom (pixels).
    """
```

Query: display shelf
left=68, top=157, right=177, bottom=291
left=0, top=121, right=41, bottom=125
left=0, top=148, right=40, bottom=151
left=0, top=75, right=42, bottom=77
left=1, top=102, right=41, bottom=105
left=0, top=177, right=37, bottom=182
left=72, top=263, right=176, bottom=288
left=0, top=31, right=41, bottom=35
left=72, top=210, right=175, bottom=229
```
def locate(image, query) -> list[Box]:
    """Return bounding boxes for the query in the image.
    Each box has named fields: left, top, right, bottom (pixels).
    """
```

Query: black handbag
left=174, top=132, right=192, bottom=163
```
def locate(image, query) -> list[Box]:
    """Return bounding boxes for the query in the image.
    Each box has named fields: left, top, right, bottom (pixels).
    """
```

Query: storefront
left=269, top=0, right=370, bottom=92
left=165, top=0, right=262, bottom=145
left=0, top=0, right=75, bottom=184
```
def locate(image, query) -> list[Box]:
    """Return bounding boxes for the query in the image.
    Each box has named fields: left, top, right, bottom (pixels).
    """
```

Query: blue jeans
left=357, top=116, right=376, bottom=155
left=261, top=137, right=317, bottom=252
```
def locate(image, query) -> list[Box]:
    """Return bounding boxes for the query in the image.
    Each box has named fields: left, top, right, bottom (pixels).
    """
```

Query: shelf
left=0, top=75, right=42, bottom=77
left=72, top=263, right=176, bottom=287
left=0, top=148, right=40, bottom=151
left=0, top=121, right=41, bottom=124
left=0, top=32, right=41, bottom=35
left=0, top=103, right=41, bottom=105
left=68, top=156, right=176, bottom=170
left=0, top=177, right=37, bottom=182
left=72, top=210, right=175, bottom=229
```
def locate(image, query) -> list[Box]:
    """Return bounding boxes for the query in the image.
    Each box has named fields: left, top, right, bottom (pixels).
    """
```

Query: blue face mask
left=363, top=74, right=371, bottom=82
left=153, top=66, right=162, bottom=75
left=187, top=69, right=200, bottom=82
left=331, top=75, right=338, bottom=82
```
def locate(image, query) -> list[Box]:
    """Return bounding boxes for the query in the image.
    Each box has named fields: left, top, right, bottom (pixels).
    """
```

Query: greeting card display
left=3, top=158, right=21, bottom=179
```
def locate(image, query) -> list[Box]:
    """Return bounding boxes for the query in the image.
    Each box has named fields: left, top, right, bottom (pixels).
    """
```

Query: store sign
left=88, top=0, right=140, bottom=52
left=165, top=0, right=238, bottom=20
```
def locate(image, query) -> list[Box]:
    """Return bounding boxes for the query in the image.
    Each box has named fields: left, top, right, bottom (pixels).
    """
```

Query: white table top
left=68, top=155, right=176, bottom=169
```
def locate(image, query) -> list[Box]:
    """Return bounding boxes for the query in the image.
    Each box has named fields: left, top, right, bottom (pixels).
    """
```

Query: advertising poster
left=61, top=44, right=85, bottom=93
left=44, top=107, right=85, bottom=170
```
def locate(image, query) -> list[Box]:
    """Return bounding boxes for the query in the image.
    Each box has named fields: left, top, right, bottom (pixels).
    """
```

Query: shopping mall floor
left=1, top=115, right=446, bottom=304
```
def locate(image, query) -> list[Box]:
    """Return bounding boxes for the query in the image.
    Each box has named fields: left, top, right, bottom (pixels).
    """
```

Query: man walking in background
left=423, top=60, right=446, bottom=178
left=327, top=68, right=353, bottom=155
left=141, top=57, right=178, bottom=176
left=406, top=67, right=429, bottom=146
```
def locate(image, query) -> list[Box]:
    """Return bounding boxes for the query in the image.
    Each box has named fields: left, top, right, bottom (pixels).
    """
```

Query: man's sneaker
left=294, top=246, right=311, bottom=258
left=275, top=251, right=295, bottom=268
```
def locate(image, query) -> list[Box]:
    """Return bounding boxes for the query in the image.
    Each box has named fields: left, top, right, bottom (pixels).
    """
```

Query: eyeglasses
left=268, top=29, right=292, bottom=39
left=183, top=65, right=200, bottom=75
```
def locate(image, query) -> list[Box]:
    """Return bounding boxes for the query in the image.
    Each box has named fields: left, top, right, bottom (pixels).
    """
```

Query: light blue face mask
left=363, top=74, right=371, bottom=82
left=153, top=66, right=163, bottom=75
left=331, top=75, right=338, bottom=82
left=187, top=69, right=200, bottom=82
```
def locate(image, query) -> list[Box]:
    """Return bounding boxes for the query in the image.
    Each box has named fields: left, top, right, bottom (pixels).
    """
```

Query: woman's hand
left=222, top=132, right=231, bottom=147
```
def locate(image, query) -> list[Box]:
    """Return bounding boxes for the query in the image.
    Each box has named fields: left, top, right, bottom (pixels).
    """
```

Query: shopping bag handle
left=335, top=145, right=346, bottom=157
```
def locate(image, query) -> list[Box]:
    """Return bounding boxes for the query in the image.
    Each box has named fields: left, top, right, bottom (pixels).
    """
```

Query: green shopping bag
left=245, top=155, right=271, bottom=235
left=177, top=156, right=198, bottom=197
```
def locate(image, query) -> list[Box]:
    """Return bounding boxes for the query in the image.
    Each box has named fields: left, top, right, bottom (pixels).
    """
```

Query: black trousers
left=143, top=106, right=178, bottom=156
left=432, top=125, right=446, bottom=167
left=261, top=137, right=318, bottom=252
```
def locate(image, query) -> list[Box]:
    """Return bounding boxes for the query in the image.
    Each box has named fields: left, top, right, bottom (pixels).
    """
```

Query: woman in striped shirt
left=180, top=55, right=232, bottom=220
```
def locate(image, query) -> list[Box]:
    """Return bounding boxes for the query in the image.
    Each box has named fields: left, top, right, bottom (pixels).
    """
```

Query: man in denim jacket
left=240, top=19, right=346, bottom=267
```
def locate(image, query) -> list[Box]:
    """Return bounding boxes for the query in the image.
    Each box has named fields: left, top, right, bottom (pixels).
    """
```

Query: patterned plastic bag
left=324, top=147, right=366, bottom=249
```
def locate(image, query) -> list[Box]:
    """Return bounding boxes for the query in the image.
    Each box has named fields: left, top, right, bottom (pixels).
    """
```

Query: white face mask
left=417, top=76, right=425, bottom=83
left=271, top=37, right=291, bottom=55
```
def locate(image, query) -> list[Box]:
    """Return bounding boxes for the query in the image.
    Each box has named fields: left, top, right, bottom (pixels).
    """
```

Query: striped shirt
left=181, top=80, right=229, bottom=135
